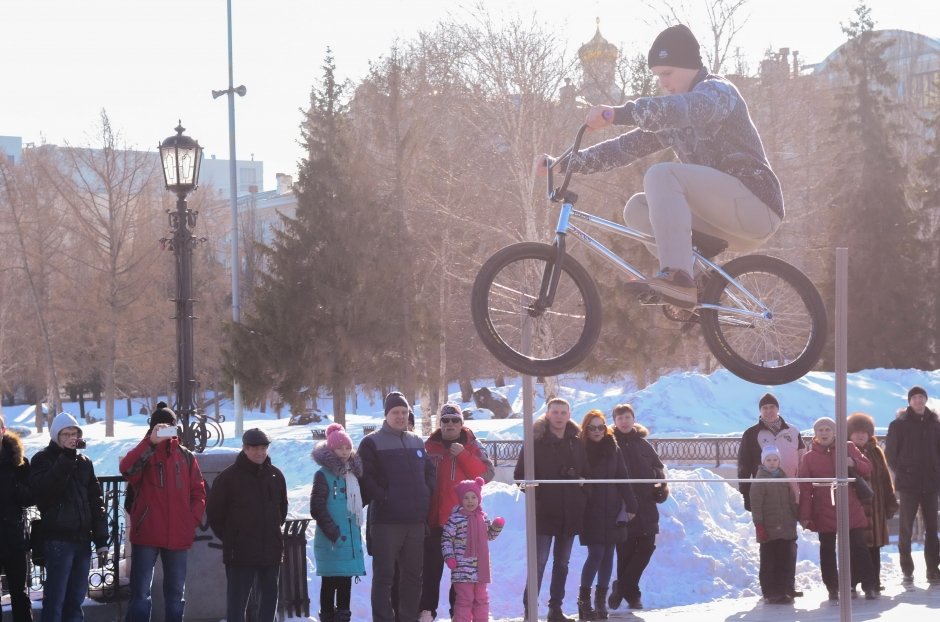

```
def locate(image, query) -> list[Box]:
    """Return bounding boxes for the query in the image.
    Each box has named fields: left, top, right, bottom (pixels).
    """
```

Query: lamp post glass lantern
left=159, top=122, right=203, bottom=450
left=160, top=123, right=203, bottom=195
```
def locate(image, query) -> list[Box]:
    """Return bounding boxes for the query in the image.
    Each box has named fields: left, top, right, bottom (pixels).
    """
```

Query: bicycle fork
left=532, top=204, right=574, bottom=314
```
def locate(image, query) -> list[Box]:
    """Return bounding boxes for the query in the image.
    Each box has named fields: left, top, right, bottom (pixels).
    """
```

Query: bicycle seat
left=691, top=230, right=728, bottom=259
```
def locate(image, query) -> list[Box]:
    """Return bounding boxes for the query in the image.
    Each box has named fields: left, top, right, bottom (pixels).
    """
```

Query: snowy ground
left=3, top=367, right=939, bottom=621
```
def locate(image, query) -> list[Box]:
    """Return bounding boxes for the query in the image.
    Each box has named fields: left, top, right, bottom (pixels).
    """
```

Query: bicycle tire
left=699, top=255, right=827, bottom=385
left=471, top=242, right=602, bottom=377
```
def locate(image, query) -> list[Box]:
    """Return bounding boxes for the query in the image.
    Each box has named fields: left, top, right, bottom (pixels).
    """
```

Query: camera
left=156, top=427, right=177, bottom=439
left=75, top=438, right=87, bottom=449
left=559, top=466, right=577, bottom=479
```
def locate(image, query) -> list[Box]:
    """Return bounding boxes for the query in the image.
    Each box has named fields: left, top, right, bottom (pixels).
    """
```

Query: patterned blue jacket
left=569, top=69, right=784, bottom=219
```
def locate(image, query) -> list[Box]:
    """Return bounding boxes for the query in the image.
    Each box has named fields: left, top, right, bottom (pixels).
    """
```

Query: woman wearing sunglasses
left=575, top=409, right=638, bottom=620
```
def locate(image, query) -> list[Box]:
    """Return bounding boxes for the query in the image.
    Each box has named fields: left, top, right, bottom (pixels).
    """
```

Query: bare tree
left=0, top=146, right=67, bottom=428
left=42, top=111, right=164, bottom=436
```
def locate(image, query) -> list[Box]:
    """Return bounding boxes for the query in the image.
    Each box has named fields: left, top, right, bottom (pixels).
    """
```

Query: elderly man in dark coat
left=206, top=428, right=288, bottom=622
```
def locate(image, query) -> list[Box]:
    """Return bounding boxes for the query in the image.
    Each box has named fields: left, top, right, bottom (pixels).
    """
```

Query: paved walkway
left=497, top=582, right=940, bottom=622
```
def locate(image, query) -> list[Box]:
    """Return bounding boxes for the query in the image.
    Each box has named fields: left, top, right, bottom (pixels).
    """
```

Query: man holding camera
left=514, top=398, right=588, bottom=622
left=419, top=403, right=495, bottom=622
left=120, top=405, right=206, bottom=622
left=30, top=411, right=109, bottom=622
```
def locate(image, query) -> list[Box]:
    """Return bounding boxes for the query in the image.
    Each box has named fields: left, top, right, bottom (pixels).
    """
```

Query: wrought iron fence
left=7, top=475, right=309, bottom=616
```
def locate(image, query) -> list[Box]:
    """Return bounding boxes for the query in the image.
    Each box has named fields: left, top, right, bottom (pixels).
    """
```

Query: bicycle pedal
left=662, top=304, right=699, bottom=324
left=637, top=291, right=662, bottom=305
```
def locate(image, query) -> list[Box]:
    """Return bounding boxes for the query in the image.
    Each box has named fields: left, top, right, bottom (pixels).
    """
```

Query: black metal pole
left=172, top=192, right=197, bottom=449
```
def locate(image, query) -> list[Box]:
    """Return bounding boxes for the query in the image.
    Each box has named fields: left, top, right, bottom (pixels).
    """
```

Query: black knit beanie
left=758, top=393, right=779, bottom=409
left=648, top=24, right=705, bottom=70
left=908, top=385, right=928, bottom=401
left=384, top=391, right=410, bottom=416
left=148, top=405, right=177, bottom=431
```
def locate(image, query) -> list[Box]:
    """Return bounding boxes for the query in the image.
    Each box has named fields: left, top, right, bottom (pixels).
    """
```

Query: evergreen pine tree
left=913, top=75, right=940, bottom=366
left=226, top=52, right=398, bottom=424
left=824, top=3, right=924, bottom=369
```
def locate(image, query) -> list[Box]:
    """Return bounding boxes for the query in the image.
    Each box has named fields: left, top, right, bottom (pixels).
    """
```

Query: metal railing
left=6, top=476, right=309, bottom=616
left=481, top=437, right=889, bottom=467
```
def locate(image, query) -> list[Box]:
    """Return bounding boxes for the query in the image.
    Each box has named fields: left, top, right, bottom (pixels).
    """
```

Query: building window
left=239, top=167, right=258, bottom=193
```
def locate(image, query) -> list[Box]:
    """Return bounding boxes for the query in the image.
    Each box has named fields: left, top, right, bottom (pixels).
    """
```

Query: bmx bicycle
left=470, top=124, right=827, bottom=385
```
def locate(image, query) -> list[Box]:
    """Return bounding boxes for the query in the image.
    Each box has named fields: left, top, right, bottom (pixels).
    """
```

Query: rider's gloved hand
left=534, top=153, right=553, bottom=176
left=585, top=105, right=615, bottom=131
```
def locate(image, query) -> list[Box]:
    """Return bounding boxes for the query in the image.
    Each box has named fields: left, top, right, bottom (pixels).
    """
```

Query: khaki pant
left=624, top=162, right=781, bottom=275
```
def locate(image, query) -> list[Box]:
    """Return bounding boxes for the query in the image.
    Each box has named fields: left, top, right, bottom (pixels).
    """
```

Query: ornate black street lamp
left=159, top=122, right=203, bottom=450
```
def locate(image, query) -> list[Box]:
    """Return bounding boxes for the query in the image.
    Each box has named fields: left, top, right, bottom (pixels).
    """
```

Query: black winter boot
left=333, top=611, right=351, bottom=622
left=547, top=605, right=577, bottom=622
left=577, top=586, right=596, bottom=621
left=594, top=586, right=609, bottom=619
left=319, top=611, right=335, bottom=622
left=607, top=580, right=622, bottom=610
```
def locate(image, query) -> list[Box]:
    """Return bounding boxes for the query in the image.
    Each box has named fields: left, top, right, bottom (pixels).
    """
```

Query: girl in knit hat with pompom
left=441, top=477, right=505, bottom=622
left=310, top=423, right=364, bottom=622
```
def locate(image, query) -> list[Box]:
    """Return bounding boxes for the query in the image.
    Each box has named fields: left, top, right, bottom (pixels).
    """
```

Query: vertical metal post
left=835, top=247, right=852, bottom=621
left=223, top=0, right=244, bottom=438
left=522, top=320, right=539, bottom=622
left=173, top=195, right=197, bottom=448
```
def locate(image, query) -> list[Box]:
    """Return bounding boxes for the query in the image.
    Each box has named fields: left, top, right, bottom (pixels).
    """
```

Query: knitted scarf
left=345, top=468, right=364, bottom=526
left=460, top=506, right=491, bottom=583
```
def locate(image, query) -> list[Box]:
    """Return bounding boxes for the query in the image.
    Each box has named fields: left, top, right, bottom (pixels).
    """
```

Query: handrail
left=480, top=437, right=887, bottom=468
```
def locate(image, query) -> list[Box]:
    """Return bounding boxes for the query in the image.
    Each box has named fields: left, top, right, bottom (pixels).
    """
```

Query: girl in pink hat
left=441, top=477, right=505, bottom=622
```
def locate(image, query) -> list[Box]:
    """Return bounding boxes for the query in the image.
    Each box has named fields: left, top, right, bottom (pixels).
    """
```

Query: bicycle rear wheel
left=700, top=255, right=827, bottom=385
left=471, top=242, right=602, bottom=377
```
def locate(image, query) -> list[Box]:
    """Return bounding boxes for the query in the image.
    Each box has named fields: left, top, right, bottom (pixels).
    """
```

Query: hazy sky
left=1, top=0, right=935, bottom=192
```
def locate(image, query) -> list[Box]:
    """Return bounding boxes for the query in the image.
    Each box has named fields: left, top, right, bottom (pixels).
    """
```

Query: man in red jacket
left=120, top=405, right=207, bottom=622
left=418, top=403, right=494, bottom=622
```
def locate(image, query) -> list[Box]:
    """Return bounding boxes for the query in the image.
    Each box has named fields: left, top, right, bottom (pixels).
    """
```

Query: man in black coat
left=29, top=412, right=109, bottom=622
left=515, top=398, right=587, bottom=622
left=206, top=428, right=288, bottom=622
left=885, top=385, right=940, bottom=584
left=607, top=404, right=665, bottom=611
left=1, top=414, right=34, bottom=622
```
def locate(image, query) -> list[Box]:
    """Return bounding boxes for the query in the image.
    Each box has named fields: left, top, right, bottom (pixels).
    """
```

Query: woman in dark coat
left=576, top=409, right=637, bottom=620
left=847, top=412, right=898, bottom=592
left=608, top=404, right=666, bottom=612
left=0, top=414, right=34, bottom=622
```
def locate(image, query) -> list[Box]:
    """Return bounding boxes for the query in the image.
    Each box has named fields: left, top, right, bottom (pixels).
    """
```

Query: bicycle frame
left=540, top=125, right=774, bottom=323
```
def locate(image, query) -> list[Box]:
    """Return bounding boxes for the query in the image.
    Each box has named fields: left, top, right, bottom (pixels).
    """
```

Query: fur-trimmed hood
left=532, top=416, right=580, bottom=441
left=896, top=406, right=938, bottom=422
left=0, top=431, right=25, bottom=467
left=614, top=423, right=649, bottom=439
left=312, top=442, right=362, bottom=477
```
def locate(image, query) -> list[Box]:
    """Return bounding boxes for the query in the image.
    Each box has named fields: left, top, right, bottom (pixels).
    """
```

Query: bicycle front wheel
left=700, top=255, right=827, bottom=385
left=471, top=242, right=602, bottom=377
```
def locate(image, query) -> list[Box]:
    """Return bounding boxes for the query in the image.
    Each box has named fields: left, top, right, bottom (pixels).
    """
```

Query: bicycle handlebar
left=546, top=124, right=589, bottom=203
